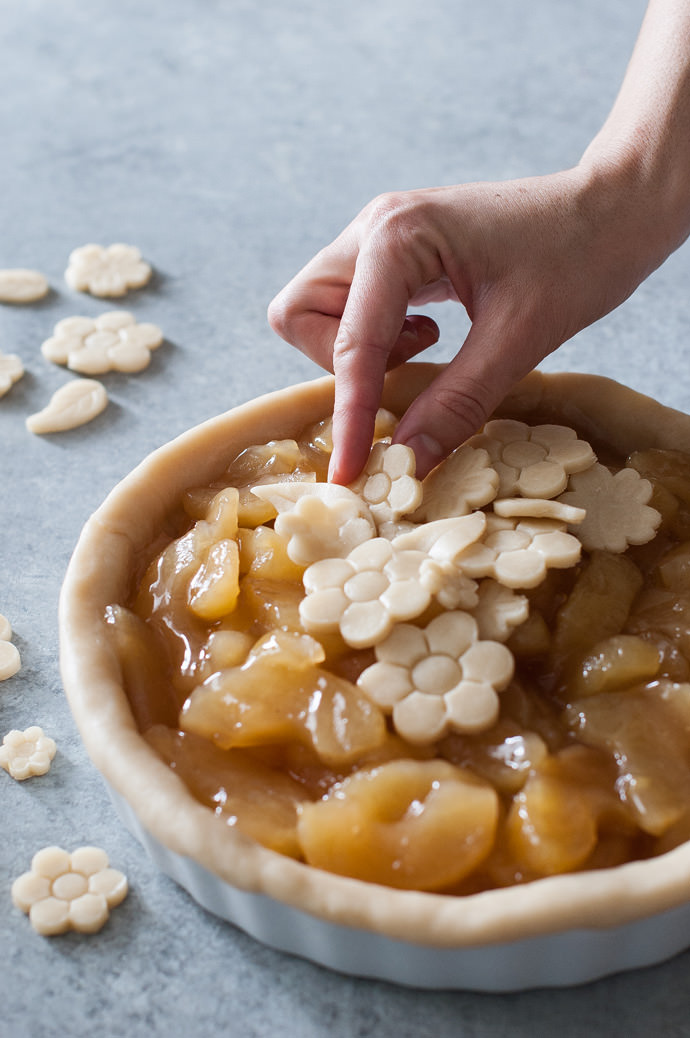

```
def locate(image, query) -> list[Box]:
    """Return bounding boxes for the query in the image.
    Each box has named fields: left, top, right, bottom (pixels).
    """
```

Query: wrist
left=575, top=132, right=690, bottom=278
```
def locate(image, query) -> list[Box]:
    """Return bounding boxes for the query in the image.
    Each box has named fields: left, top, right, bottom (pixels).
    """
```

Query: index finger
left=328, top=247, right=414, bottom=484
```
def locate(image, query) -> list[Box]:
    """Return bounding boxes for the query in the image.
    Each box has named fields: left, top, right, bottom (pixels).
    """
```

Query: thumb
left=393, top=318, right=547, bottom=477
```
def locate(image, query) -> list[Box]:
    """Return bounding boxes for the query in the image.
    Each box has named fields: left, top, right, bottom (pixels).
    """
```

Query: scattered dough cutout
left=471, top=420, right=596, bottom=499
left=42, top=312, right=163, bottom=374
left=0, top=726, right=57, bottom=780
left=558, top=463, right=662, bottom=552
left=251, top=482, right=376, bottom=565
left=414, top=443, right=499, bottom=521
left=357, top=611, right=514, bottom=743
left=300, top=538, right=439, bottom=648
left=65, top=243, right=152, bottom=298
left=0, top=269, right=49, bottom=304
left=455, top=515, right=582, bottom=589
left=26, top=379, right=108, bottom=434
left=0, top=615, right=20, bottom=680
left=0, top=352, right=24, bottom=398
left=12, top=846, right=128, bottom=935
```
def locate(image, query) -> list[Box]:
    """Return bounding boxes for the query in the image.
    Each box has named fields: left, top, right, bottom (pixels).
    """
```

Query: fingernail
left=403, top=433, right=444, bottom=477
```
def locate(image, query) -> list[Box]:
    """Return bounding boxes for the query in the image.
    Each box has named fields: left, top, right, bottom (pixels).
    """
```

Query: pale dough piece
left=493, top=497, right=586, bottom=523
left=0, top=269, right=49, bottom=303
left=65, top=244, right=152, bottom=298
left=357, top=611, right=514, bottom=743
left=12, top=846, right=128, bottom=935
left=0, top=352, right=25, bottom=397
left=0, top=640, right=21, bottom=680
left=26, top=379, right=108, bottom=434
left=41, top=312, right=163, bottom=374
left=0, top=726, right=57, bottom=780
left=0, top=613, right=12, bottom=640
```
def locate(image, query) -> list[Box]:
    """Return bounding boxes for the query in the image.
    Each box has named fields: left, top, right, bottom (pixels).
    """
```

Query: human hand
left=269, top=168, right=662, bottom=483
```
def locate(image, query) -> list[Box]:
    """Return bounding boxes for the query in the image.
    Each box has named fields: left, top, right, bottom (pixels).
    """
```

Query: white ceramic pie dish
left=59, top=364, right=690, bottom=991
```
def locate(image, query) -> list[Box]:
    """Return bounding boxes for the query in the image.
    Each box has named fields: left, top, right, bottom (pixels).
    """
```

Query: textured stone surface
left=1, top=0, right=690, bottom=1034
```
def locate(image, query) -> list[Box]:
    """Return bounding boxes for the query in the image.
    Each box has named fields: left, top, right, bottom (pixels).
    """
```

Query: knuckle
left=434, top=378, right=492, bottom=437
left=266, top=294, right=292, bottom=339
left=363, top=191, right=419, bottom=241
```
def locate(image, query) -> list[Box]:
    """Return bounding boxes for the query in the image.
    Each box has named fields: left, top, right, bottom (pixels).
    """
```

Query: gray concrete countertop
left=2, top=1, right=689, bottom=1035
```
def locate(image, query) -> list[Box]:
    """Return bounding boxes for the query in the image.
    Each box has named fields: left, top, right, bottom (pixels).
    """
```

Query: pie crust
left=59, top=364, right=690, bottom=957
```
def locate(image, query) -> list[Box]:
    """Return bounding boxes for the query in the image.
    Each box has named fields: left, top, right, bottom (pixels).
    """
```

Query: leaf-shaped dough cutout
left=26, top=379, right=108, bottom=434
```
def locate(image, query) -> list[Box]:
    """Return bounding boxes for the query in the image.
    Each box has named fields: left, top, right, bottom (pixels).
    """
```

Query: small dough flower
left=558, top=463, right=662, bottom=552
left=413, top=443, right=499, bottom=521
left=250, top=482, right=376, bottom=564
left=456, top=515, right=582, bottom=589
left=26, top=379, right=108, bottom=434
left=12, top=845, right=128, bottom=935
left=299, top=538, right=436, bottom=648
left=0, top=351, right=24, bottom=397
left=349, top=441, right=422, bottom=525
left=471, top=420, right=596, bottom=499
left=357, top=611, right=514, bottom=744
left=65, top=243, right=152, bottom=298
left=0, top=726, right=56, bottom=780
left=41, top=312, right=163, bottom=374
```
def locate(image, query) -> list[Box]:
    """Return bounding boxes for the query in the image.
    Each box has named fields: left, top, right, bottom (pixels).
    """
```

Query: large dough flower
left=558, top=463, right=662, bottom=552
left=455, top=515, right=582, bottom=588
left=357, top=611, right=514, bottom=743
left=471, top=419, right=596, bottom=499
left=299, top=538, right=440, bottom=648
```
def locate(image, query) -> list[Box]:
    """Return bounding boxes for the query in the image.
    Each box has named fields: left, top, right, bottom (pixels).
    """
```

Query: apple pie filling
left=105, top=409, right=690, bottom=893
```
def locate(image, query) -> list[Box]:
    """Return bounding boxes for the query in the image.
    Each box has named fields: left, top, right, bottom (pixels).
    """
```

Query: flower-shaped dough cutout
left=349, top=441, right=422, bottom=525
left=65, top=243, right=152, bottom=298
left=299, top=537, right=437, bottom=648
left=251, top=482, right=375, bottom=565
left=357, top=611, right=514, bottom=744
left=558, top=462, right=662, bottom=552
left=26, top=378, right=108, bottom=434
left=472, top=579, right=529, bottom=643
left=392, top=513, right=488, bottom=609
left=42, top=312, right=163, bottom=374
left=0, top=351, right=24, bottom=397
left=456, top=515, right=582, bottom=589
left=0, top=726, right=56, bottom=780
left=12, top=846, right=128, bottom=935
left=471, top=420, right=596, bottom=499
left=413, top=443, right=499, bottom=521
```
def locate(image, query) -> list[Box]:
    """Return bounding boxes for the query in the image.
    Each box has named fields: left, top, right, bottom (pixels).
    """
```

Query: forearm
left=580, top=0, right=690, bottom=266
